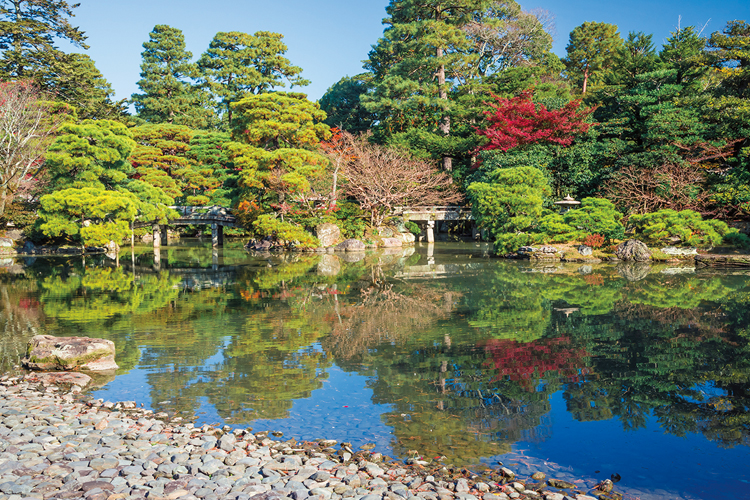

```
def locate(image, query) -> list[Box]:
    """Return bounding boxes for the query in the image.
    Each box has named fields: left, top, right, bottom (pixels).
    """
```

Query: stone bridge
left=136, top=206, right=238, bottom=248
left=393, top=206, right=474, bottom=243
left=140, top=205, right=474, bottom=247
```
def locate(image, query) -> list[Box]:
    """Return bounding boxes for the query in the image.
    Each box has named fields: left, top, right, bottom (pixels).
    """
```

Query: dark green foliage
left=319, top=74, right=376, bottom=133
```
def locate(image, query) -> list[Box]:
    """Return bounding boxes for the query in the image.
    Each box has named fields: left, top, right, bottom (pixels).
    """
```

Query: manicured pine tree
left=131, top=25, right=212, bottom=128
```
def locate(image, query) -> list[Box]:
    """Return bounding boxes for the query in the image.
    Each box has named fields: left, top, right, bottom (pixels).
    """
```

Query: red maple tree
left=476, top=90, right=595, bottom=152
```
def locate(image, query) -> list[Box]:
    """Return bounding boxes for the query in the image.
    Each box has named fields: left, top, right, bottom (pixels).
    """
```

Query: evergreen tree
left=0, top=0, right=87, bottom=81
left=131, top=25, right=212, bottom=128
left=45, top=53, right=126, bottom=119
left=198, top=31, right=309, bottom=127
left=563, top=21, right=622, bottom=94
left=319, top=74, right=375, bottom=133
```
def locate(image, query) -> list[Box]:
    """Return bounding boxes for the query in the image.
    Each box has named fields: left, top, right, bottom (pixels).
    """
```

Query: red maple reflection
left=482, top=337, right=589, bottom=391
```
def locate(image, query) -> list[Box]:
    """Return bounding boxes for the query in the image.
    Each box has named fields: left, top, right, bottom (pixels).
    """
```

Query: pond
left=1, top=241, right=749, bottom=500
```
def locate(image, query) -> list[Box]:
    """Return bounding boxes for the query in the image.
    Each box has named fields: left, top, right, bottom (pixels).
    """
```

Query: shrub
left=582, top=234, right=605, bottom=248
left=252, top=214, right=319, bottom=248
left=723, top=230, right=750, bottom=249
left=332, top=201, right=367, bottom=239
left=405, top=220, right=420, bottom=235
left=468, top=166, right=550, bottom=250
left=629, top=209, right=728, bottom=247
left=563, top=198, right=624, bottom=242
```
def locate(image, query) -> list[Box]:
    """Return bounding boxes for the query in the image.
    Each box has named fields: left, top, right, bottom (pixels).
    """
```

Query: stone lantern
left=554, top=196, right=581, bottom=214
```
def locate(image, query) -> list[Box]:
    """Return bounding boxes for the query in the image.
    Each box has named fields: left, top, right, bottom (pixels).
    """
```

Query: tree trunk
left=582, top=67, right=589, bottom=94
left=435, top=47, right=452, bottom=173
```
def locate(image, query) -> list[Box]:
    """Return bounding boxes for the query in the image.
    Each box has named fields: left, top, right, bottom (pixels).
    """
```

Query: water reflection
left=1, top=244, right=749, bottom=496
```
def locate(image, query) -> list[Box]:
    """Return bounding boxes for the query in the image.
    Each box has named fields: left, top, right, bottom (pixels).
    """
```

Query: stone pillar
left=160, top=226, right=168, bottom=245
left=211, top=224, right=224, bottom=247
left=427, top=220, right=435, bottom=243
left=472, top=223, right=480, bottom=240
left=152, top=224, right=161, bottom=248
left=212, top=248, right=219, bottom=270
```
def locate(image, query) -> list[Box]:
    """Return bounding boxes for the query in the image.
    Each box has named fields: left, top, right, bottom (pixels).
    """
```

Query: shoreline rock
left=22, top=335, right=119, bottom=372
left=0, top=374, right=622, bottom=500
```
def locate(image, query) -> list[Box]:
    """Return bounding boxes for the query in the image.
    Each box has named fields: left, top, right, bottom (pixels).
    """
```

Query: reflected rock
left=28, top=371, right=92, bottom=388
left=381, top=247, right=403, bottom=256
left=577, top=265, right=593, bottom=274
left=616, top=262, right=652, bottom=281
left=340, top=251, right=365, bottom=263
left=317, top=254, right=341, bottom=276
left=381, top=237, right=403, bottom=248
left=23, top=335, right=119, bottom=372
left=335, top=239, right=366, bottom=252
left=616, top=239, right=651, bottom=262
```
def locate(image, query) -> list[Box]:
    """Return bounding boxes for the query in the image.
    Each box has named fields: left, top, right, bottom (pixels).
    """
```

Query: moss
left=28, top=348, right=113, bottom=369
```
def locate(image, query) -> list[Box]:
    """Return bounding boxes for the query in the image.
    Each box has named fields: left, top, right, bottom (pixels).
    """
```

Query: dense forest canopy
left=0, top=0, right=747, bottom=253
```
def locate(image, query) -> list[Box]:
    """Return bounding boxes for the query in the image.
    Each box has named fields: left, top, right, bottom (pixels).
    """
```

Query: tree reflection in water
left=0, top=249, right=748, bottom=462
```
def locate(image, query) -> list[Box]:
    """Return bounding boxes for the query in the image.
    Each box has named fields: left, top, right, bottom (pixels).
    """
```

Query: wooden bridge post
left=152, top=224, right=161, bottom=248
left=211, top=224, right=224, bottom=247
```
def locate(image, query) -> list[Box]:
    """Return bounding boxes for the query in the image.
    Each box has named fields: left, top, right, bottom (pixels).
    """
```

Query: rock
left=546, top=479, right=575, bottom=489
left=531, top=472, right=545, bottom=481
left=517, top=246, right=537, bottom=254
left=595, top=479, right=614, bottom=493
left=0, top=237, right=13, bottom=247
left=28, top=371, right=92, bottom=387
left=22, top=335, right=119, bottom=372
left=499, top=467, right=515, bottom=480
left=378, top=227, right=395, bottom=238
left=381, top=238, right=403, bottom=248
left=616, top=262, right=651, bottom=282
left=21, top=241, right=35, bottom=253
left=316, top=223, right=341, bottom=248
left=660, top=246, right=697, bottom=255
left=400, top=232, right=416, bottom=244
left=335, top=239, right=366, bottom=252
left=539, top=246, right=558, bottom=254
left=317, top=254, right=341, bottom=276
left=615, top=239, right=651, bottom=262
left=577, top=245, right=593, bottom=256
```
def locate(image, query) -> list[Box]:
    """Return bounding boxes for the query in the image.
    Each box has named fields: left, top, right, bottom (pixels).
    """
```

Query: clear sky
left=64, top=0, right=748, bottom=103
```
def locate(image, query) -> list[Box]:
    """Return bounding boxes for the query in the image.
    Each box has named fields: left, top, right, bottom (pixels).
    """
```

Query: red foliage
left=582, top=233, right=605, bottom=248
left=476, top=90, right=595, bottom=152
left=482, top=336, right=589, bottom=392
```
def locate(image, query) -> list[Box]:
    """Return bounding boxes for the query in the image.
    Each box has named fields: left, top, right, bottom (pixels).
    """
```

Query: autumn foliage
left=476, top=90, right=594, bottom=152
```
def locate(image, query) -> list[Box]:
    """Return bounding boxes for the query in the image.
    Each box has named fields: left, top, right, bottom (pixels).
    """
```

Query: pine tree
left=563, top=22, right=622, bottom=94
left=0, top=0, right=87, bottom=81
left=198, top=31, right=309, bottom=128
left=131, top=25, right=212, bottom=128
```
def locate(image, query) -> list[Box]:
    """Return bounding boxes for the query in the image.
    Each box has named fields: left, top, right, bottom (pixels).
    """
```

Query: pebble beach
left=0, top=374, right=618, bottom=500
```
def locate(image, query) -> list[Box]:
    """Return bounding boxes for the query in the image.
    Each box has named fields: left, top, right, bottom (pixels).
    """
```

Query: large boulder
left=22, top=335, right=118, bottom=372
left=335, top=239, right=366, bottom=252
left=616, top=239, right=651, bottom=262
left=400, top=232, right=416, bottom=244
left=316, top=223, right=341, bottom=247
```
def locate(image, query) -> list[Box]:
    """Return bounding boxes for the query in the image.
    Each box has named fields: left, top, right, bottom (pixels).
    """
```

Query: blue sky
left=66, top=0, right=748, bottom=103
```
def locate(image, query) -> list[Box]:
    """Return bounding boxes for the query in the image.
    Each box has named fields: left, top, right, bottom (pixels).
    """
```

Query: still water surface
left=1, top=241, right=749, bottom=500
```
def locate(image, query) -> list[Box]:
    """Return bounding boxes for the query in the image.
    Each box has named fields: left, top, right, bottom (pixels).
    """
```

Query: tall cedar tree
left=131, top=25, right=212, bottom=128
left=476, top=90, right=594, bottom=152
left=198, top=31, right=309, bottom=128
left=363, top=0, right=554, bottom=171
left=0, top=0, right=87, bottom=81
left=563, top=21, right=622, bottom=94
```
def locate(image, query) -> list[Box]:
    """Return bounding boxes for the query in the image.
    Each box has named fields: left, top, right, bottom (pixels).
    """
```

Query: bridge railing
left=168, top=205, right=233, bottom=217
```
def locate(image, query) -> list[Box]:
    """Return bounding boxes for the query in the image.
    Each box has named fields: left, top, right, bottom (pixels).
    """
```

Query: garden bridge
left=142, top=205, right=473, bottom=247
